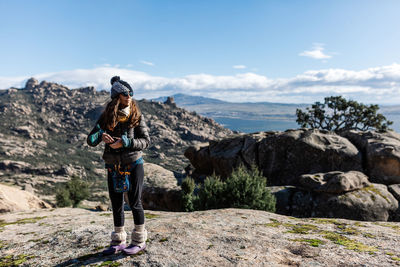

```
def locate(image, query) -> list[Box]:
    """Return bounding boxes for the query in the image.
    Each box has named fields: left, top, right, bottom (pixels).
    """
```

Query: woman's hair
left=99, top=98, right=141, bottom=130
left=99, top=77, right=141, bottom=130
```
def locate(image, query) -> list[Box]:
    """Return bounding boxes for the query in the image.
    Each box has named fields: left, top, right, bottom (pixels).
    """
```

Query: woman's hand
left=109, top=137, right=123, bottom=149
left=102, top=133, right=115, bottom=144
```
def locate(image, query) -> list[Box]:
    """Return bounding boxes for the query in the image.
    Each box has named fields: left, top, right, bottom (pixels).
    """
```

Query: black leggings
left=107, top=163, right=145, bottom=226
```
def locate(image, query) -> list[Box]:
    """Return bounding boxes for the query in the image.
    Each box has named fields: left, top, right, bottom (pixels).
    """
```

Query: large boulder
left=259, top=129, right=362, bottom=185
left=141, top=163, right=181, bottom=211
left=184, top=143, right=214, bottom=181
left=55, top=164, right=87, bottom=178
left=185, top=129, right=363, bottom=186
left=184, top=132, right=268, bottom=181
left=272, top=181, right=398, bottom=221
left=341, top=130, right=400, bottom=184
left=207, top=133, right=263, bottom=178
left=299, top=171, right=370, bottom=194
left=267, top=185, right=297, bottom=215
left=388, top=184, right=400, bottom=220
left=0, top=183, right=51, bottom=213
left=388, top=184, right=400, bottom=201
left=25, top=77, right=39, bottom=90
left=311, top=183, right=398, bottom=221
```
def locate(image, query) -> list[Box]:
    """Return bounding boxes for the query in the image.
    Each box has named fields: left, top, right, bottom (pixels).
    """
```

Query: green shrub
left=181, top=164, right=276, bottom=212
left=225, top=164, right=276, bottom=211
left=55, top=187, right=73, bottom=207
left=181, top=193, right=196, bottom=212
left=56, top=176, right=90, bottom=208
left=197, top=174, right=226, bottom=210
left=181, top=176, right=195, bottom=195
left=180, top=177, right=198, bottom=212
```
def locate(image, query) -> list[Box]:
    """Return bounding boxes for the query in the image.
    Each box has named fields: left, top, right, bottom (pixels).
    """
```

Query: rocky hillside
left=0, top=78, right=234, bottom=205
left=1, top=207, right=400, bottom=266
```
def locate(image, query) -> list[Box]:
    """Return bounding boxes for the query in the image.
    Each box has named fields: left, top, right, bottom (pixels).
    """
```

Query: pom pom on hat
left=111, top=76, right=120, bottom=85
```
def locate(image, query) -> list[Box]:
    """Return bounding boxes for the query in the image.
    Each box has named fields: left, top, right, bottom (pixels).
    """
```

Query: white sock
left=115, top=226, right=125, bottom=233
left=134, top=224, right=145, bottom=232
left=131, top=224, right=147, bottom=246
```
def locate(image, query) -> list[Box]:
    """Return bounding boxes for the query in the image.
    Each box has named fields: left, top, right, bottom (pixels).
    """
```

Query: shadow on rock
left=55, top=251, right=130, bottom=267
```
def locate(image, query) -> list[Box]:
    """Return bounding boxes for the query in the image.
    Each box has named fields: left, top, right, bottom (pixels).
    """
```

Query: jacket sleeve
left=87, top=120, right=105, bottom=147
left=127, top=114, right=150, bottom=151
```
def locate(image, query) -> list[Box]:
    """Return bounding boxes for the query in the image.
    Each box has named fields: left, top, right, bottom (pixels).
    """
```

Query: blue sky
left=1, top=0, right=400, bottom=104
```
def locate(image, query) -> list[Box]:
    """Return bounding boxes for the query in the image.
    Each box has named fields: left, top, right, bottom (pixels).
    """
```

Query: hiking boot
left=122, top=243, right=146, bottom=255
left=102, top=243, right=127, bottom=255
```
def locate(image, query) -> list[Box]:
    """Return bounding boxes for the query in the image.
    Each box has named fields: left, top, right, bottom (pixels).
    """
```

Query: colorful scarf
left=117, top=106, right=131, bottom=123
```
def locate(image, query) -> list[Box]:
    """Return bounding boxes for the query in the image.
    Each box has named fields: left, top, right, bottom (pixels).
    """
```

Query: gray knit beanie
left=110, top=76, right=133, bottom=99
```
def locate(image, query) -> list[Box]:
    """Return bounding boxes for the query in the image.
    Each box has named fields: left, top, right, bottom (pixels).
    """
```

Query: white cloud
left=140, top=60, right=155, bottom=66
left=2, top=64, right=400, bottom=104
left=233, top=65, right=247, bottom=69
left=299, top=43, right=332, bottom=60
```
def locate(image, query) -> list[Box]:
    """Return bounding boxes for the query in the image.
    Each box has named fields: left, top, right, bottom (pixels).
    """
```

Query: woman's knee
left=130, top=198, right=143, bottom=210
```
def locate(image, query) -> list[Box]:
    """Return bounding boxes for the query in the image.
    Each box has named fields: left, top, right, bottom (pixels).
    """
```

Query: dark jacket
left=87, top=114, right=150, bottom=165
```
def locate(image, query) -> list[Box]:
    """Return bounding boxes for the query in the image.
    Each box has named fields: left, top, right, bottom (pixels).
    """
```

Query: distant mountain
left=151, top=93, right=400, bottom=133
left=152, top=94, right=308, bottom=132
left=152, top=93, right=307, bottom=119
left=152, top=93, right=225, bottom=105
left=153, top=93, right=304, bottom=108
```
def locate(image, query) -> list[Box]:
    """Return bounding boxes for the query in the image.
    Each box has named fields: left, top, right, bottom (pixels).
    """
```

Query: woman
left=87, top=76, right=150, bottom=255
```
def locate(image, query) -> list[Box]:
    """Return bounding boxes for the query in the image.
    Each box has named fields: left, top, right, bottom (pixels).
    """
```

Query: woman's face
left=119, top=93, right=131, bottom=107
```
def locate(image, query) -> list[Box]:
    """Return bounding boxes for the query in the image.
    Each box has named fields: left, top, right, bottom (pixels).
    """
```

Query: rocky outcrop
left=186, top=129, right=362, bottom=185
left=54, top=164, right=87, bottom=178
left=0, top=183, right=50, bottom=213
left=388, top=184, right=400, bottom=201
left=259, top=129, right=362, bottom=185
left=341, top=130, right=400, bottom=184
left=164, top=96, right=175, bottom=106
left=184, top=132, right=271, bottom=181
left=312, top=183, right=397, bottom=221
left=12, top=125, right=43, bottom=139
left=299, top=171, right=370, bottom=194
left=142, top=163, right=181, bottom=211
left=270, top=180, right=398, bottom=221
left=24, top=77, right=39, bottom=90
left=185, top=129, right=400, bottom=221
left=2, top=208, right=400, bottom=266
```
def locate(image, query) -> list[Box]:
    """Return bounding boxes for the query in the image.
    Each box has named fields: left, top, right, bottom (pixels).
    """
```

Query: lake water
left=213, top=114, right=400, bottom=133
